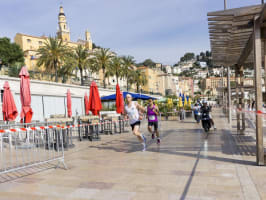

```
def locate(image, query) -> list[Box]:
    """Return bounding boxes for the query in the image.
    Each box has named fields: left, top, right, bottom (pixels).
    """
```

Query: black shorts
left=130, top=121, right=141, bottom=130
left=148, top=121, right=158, bottom=131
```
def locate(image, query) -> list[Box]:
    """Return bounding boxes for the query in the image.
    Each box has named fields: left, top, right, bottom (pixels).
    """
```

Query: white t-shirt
left=125, top=102, right=139, bottom=125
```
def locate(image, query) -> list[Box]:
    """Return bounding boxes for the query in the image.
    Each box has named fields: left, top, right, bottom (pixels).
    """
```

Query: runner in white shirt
left=124, top=94, right=147, bottom=151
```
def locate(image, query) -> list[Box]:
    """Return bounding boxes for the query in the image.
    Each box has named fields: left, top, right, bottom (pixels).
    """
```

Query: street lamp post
left=224, top=0, right=227, bottom=10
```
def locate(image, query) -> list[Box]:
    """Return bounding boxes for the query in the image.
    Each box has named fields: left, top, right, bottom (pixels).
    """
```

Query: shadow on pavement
left=89, top=129, right=256, bottom=166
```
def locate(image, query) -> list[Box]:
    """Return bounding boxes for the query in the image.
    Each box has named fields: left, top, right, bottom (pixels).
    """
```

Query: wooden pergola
left=208, top=4, right=266, bottom=165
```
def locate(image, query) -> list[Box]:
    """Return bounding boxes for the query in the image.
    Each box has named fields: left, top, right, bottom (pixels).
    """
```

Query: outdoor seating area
left=0, top=66, right=132, bottom=177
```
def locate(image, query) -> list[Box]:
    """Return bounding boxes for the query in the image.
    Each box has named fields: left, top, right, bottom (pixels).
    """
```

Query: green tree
left=94, top=48, right=113, bottom=88
left=0, top=37, right=24, bottom=69
left=58, top=58, right=75, bottom=83
left=180, top=52, right=195, bottom=62
left=69, top=44, right=91, bottom=85
left=107, top=56, right=123, bottom=84
left=8, top=63, right=21, bottom=77
left=130, top=69, right=147, bottom=93
left=37, top=37, right=69, bottom=82
left=138, top=59, right=156, bottom=68
left=121, top=55, right=135, bottom=91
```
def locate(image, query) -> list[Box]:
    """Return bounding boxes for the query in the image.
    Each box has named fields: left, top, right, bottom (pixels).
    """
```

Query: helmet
left=202, top=100, right=207, bottom=104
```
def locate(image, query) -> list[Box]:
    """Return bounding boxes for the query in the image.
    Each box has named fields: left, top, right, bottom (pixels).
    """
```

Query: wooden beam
left=227, top=66, right=232, bottom=124
left=209, top=21, right=232, bottom=25
left=208, top=16, right=233, bottom=21
left=237, top=32, right=253, bottom=66
left=264, top=40, right=266, bottom=98
left=240, top=65, right=246, bottom=133
left=207, top=4, right=262, bottom=17
left=209, top=24, right=232, bottom=29
left=253, top=17, right=264, bottom=165
left=235, top=66, right=241, bottom=132
left=209, top=30, right=229, bottom=34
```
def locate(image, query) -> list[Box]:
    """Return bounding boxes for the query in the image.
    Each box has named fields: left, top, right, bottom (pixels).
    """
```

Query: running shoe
left=157, top=138, right=161, bottom=144
left=152, top=133, right=155, bottom=139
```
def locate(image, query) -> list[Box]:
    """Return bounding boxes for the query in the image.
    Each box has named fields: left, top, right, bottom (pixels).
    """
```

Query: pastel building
left=14, top=6, right=93, bottom=72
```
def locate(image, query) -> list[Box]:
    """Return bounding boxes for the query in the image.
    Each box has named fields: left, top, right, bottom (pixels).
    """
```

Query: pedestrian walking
left=252, top=99, right=255, bottom=111
left=179, top=107, right=185, bottom=121
left=124, top=94, right=147, bottom=151
left=147, top=98, right=160, bottom=144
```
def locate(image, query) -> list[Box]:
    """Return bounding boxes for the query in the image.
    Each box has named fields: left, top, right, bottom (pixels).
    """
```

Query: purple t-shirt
left=147, top=105, right=158, bottom=122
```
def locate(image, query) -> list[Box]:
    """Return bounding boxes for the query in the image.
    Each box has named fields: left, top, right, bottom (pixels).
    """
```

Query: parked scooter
left=195, top=112, right=201, bottom=123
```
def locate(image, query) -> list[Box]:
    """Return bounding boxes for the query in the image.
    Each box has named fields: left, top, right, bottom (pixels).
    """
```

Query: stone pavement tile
left=0, top=182, right=24, bottom=192
left=246, top=166, right=266, bottom=199
left=66, top=188, right=100, bottom=200
left=90, top=189, right=136, bottom=200
left=130, top=191, right=170, bottom=200
left=3, top=183, right=76, bottom=199
left=0, top=108, right=263, bottom=200
left=183, top=185, right=244, bottom=200
left=0, top=192, right=47, bottom=200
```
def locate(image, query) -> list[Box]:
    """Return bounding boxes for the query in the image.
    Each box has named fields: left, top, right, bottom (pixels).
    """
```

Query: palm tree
left=94, top=48, right=113, bottom=88
left=59, top=57, right=75, bottom=83
left=107, top=56, right=123, bottom=84
left=121, top=56, right=135, bottom=91
left=130, top=69, right=147, bottom=93
left=69, top=44, right=91, bottom=85
left=37, top=37, right=69, bottom=82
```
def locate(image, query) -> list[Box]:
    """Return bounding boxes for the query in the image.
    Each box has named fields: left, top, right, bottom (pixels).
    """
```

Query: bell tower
left=85, top=30, right=93, bottom=50
left=57, top=6, right=70, bottom=41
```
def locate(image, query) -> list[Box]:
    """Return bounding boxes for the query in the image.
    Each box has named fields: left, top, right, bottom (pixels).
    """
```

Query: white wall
left=0, top=76, right=161, bottom=121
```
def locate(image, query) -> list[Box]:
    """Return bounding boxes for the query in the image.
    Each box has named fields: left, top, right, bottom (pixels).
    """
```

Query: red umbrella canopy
left=88, top=81, right=102, bottom=115
left=19, top=66, right=33, bottom=123
left=67, top=89, right=72, bottom=117
left=84, top=92, right=89, bottom=115
left=2, top=81, right=18, bottom=121
left=116, top=84, right=124, bottom=114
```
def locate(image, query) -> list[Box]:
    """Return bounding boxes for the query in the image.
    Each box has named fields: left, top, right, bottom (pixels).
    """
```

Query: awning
left=101, top=92, right=157, bottom=101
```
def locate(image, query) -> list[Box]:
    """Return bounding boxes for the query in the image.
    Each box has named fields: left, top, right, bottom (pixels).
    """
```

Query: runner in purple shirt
left=147, top=98, right=160, bottom=144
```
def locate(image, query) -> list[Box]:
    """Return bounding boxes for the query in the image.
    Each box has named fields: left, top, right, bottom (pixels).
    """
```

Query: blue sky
left=0, top=0, right=261, bottom=65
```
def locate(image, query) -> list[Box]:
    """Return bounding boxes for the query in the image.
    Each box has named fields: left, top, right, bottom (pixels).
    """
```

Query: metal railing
left=0, top=118, right=129, bottom=176
left=0, top=123, right=67, bottom=175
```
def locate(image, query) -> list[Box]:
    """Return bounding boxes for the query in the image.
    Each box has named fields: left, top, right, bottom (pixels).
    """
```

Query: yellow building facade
left=14, top=6, right=93, bottom=71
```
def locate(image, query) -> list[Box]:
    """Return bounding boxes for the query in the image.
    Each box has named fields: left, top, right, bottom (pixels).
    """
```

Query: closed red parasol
left=67, top=89, right=72, bottom=117
left=2, top=81, right=18, bottom=121
left=88, top=81, right=102, bottom=115
left=116, top=84, right=124, bottom=114
left=84, top=92, right=89, bottom=115
left=19, top=66, right=33, bottom=123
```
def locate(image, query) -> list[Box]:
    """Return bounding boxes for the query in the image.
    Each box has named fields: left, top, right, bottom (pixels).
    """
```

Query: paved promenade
left=0, top=108, right=266, bottom=200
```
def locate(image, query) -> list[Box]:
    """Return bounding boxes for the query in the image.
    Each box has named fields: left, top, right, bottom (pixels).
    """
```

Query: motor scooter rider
left=200, top=100, right=216, bottom=130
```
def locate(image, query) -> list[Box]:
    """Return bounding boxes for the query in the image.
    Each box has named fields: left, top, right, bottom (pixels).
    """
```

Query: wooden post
left=235, top=66, right=241, bottom=132
left=264, top=41, right=266, bottom=94
left=222, top=67, right=225, bottom=112
left=227, top=66, right=232, bottom=124
left=240, top=65, right=245, bottom=132
left=253, top=18, right=264, bottom=165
